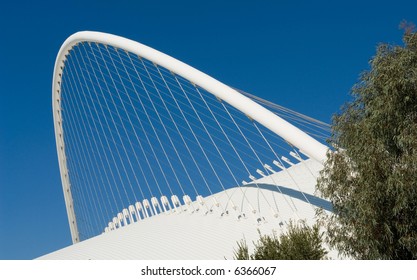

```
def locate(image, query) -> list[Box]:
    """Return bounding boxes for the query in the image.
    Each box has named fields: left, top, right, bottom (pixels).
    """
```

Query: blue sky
left=0, top=0, right=416, bottom=259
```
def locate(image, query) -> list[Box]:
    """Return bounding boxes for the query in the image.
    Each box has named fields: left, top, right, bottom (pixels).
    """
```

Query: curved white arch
left=52, top=31, right=328, bottom=243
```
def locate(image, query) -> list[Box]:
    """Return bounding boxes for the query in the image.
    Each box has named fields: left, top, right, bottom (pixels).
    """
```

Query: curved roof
left=39, top=159, right=335, bottom=259
left=48, top=31, right=334, bottom=259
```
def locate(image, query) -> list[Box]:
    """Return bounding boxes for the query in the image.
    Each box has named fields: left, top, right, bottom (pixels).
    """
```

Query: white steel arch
left=52, top=31, right=328, bottom=244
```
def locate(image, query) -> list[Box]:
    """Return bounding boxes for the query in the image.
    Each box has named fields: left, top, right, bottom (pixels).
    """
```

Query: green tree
left=317, top=25, right=417, bottom=259
left=234, top=221, right=327, bottom=260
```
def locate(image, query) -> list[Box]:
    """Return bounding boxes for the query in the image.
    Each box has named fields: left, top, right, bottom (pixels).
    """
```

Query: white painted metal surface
left=39, top=160, right=335, bottom=260
left=52, top=31, right=329, bottom=244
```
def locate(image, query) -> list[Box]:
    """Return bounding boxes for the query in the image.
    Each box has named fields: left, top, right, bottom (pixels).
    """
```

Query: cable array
left=59, top=42, right=329, bottom=240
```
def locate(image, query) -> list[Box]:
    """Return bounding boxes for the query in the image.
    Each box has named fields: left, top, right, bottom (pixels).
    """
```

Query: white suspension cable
left=87, top=43, right=138, bottom=205
left=65, top=60, right=115, bottom=231
left=125, top=53, right=183, bottom=198
left=113, top=49, right=165, bottom=198
left=69, top=46, right=120, bottom=220
left=65, top=66, right=111, bottom=233
left=61, top=112, right=94, bottom=238
left=153, top=63, right=215, bottom=198
left=62, top=77, right=102, bottom=236
left=253, top=121, right=315, bottom=211
left=171, top=75, right=243, bottom=210
left=79, top=43, right=127, bottom=210
left=121, top=52, right=176, bottom=199
left=219, top=100, right=278, bottom=215
left=54, top=32, right=331, bottom=243
left=69, top=49, right=126, bottom=218
left=191, top=85, right=259, bottom=214
left=95, top=44, right=144, bottom=203
left=139, top=57, right=200, bottom=199
left=251, top=122, right=299, bottom=212
left=103, top=45, right=158, bottom=200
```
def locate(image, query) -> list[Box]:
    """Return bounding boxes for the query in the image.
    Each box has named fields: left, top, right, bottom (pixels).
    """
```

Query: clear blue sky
left=0, top=0, right=416, bottom=259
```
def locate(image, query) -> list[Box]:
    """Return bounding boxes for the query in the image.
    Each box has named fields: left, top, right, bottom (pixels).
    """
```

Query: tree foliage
left=234, top=221, right=327, bottom=260
left=317, top=25, right=417, bottom=259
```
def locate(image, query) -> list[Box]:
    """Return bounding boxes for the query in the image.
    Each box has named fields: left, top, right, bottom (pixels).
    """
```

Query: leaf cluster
left=234, top=221, right=327, bottom=260
left=317, top=27, right=417, bottom=259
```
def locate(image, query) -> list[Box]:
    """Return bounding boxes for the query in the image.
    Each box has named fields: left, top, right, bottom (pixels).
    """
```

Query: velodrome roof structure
left=40, top=31, right=333, bottom=259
